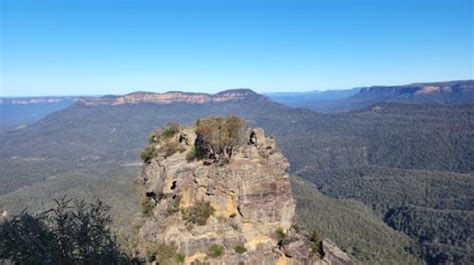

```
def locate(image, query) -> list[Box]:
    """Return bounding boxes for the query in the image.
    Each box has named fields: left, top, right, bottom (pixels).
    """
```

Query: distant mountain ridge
left=78, top=89, right=267, bottom=106
left=0, top=96, right=79, bottom=105
left=356, top=80, right=473, bottom=104
left=268, top=80, right=474, bottom=112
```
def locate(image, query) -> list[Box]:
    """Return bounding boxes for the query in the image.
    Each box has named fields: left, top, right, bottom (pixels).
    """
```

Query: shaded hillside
left=1, top=90, right=473, bottom=263
left=291, top=176, right=419, bottom=265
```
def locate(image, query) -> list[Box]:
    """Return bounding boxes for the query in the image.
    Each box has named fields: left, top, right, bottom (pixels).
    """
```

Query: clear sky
left=1, top=0, right=472, bottom=96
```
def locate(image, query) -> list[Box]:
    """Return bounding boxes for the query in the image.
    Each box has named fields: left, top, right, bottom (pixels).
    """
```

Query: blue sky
left=1, top=0, right=472, bottom=96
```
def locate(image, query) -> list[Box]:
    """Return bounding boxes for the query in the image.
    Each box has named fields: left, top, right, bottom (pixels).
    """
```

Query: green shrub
left=234, top=245, right=247, bottom=254
left=146, top=243, right=185, bottom=264
left=195, top=116, right=246, bottom=163
left=275, top=227, right=286, bottom=241
left=182, top=201, right=215, bottom=226
left=176, top=253, right=185, bottom=263
left=162, top=122, right=180, bottom=139
left=238, top=262, right=245, bottom=265
left=208, top=244, right=224, bottom=257
left=186, top=146, right=201, bottom=162
left=141, top=145, right=157, bottom=163
left=308, top=230, right=323, bottom=257
left=141, top=197, right=156, bottom=217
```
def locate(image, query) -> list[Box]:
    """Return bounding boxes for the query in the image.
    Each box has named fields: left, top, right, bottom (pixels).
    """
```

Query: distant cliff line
left=77, top=89, right=268, bottom=106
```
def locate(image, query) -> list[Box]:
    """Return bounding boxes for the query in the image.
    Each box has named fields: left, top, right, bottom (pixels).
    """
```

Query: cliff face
left=356, top=80, right=474, bottom=104
left=135, top=123, right=351, bottom=264
left=78, top=89, right=267, bottom=106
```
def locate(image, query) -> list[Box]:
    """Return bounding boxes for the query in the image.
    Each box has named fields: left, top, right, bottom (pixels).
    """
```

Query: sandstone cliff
left=78, top=89, right=267, bottom=106
left=134, top=119, right=352, bottom=265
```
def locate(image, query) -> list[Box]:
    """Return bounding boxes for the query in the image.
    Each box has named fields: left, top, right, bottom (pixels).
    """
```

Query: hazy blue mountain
left=0, top=97, right=78, bottom=130
left=265, top=87, right=361, bottom=111
left=267, top=80, right=474, bottom=113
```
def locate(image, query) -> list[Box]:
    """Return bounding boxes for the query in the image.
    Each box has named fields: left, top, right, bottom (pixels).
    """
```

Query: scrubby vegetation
left=140, top=145, right=157, bottom=163
left=185, top=146, right=200, bottom=162
left=0, top=197, right=139, bottom=264
left=208, top=244, right=224, bottom=257
left=140, top=197, right=156, bottom=217
left=275, top=227, right=286, bottom=242
left=145, top=242, right=184, bottom=264
left=308, top=230, right=324, bottom=257
left=182, top=201, right=215, bottom=226
left=194, top=116, right=246, bottom=163
left=234, top=245, right=247, bottom=254
left=161, top=122, right=180, bottom=139
left=141, top=122, right=183, bottom=163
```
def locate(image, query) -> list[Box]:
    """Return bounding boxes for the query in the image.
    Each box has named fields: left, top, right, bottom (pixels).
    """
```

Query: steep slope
left=291, top=176, right=419, bottom=265
left=133, top=121, right=351, bottom=264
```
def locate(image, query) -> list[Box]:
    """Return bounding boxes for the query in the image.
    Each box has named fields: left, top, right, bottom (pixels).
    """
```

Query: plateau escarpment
left=133, top=117, right=351, bottom=264
left=78, top=89, right=267, bottom=106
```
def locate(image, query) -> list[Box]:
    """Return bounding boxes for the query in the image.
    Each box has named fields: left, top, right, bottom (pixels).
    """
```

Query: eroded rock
left=135, top=123, right=350, bottom=265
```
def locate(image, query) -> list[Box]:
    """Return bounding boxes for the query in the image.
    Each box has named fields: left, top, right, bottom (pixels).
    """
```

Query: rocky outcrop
left=78, top=89, right=267, bottom=106
left=135, top=122, right=351, bottom=264
left=322, top=240, right=352, bottom=265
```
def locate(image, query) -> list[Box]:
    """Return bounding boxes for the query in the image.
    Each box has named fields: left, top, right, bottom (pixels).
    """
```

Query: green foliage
left=208, top=244, right=224, bottom=257
left=186, top=146, right=201, bottom=162
left=0, top=197, right=139, bottom=264
left=308, top=230, right=323, bottom=257
left=140, top=145, right=157, bottom=163
left=141, top=197, right=156, bottom=217
left=292, top=176, right=420, bottom=264
left=182, top=201, right=215, bottom=226
left=275, top=227, right=286, bottom=242
left=234, top=245, right=247, bottom=254
left=195, top=116, right=246, bottom=163
left=161, top=122, right=180, bottom=139
left=146, top=243, right=184, bottom=264
left=176, top=253, right=185, bottom=263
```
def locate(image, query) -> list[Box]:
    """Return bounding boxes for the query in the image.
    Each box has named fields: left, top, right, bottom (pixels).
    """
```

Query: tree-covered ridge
left=0, top=100, right=472, bottom=264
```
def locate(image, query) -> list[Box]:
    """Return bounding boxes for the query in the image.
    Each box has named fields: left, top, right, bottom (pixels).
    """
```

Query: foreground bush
left=0, top=197, right=140, bottom=264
